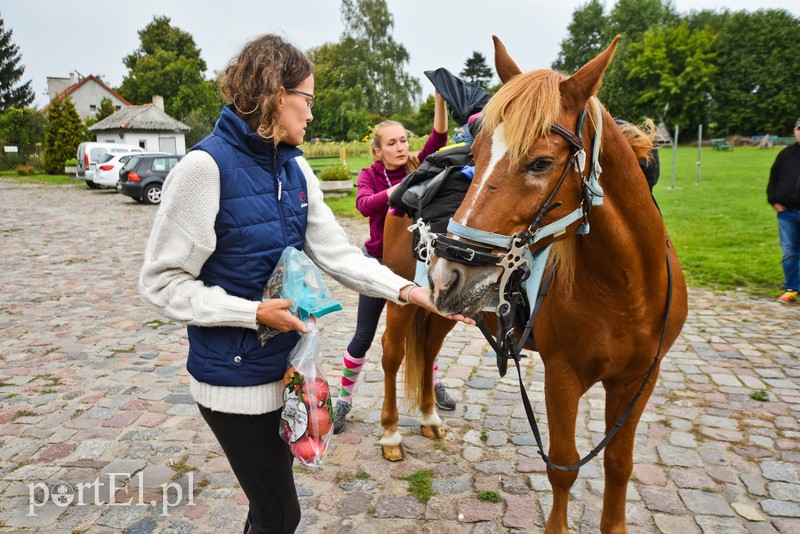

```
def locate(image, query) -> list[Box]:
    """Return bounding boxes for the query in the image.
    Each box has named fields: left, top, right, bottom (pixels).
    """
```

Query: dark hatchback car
left=117, top=154, right=183, bottom=205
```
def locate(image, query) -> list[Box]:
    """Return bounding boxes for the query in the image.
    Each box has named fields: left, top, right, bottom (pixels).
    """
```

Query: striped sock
left=338, top=350, right=365, bottom=405
left=433, top=360, right=441, bottom=386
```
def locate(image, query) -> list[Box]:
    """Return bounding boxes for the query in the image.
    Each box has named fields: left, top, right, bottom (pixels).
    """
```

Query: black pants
left=198, top=404, right=300, bottom=534
left=346, top=292, right=387, bottom=357
left=346, top=247, right=387, bottom=358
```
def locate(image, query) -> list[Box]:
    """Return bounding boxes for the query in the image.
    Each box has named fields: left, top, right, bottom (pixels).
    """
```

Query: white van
left=76, top=142, right=144, bottom=188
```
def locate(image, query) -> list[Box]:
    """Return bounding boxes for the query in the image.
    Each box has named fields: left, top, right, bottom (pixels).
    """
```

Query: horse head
left=428, top=35, right=621, bottom=316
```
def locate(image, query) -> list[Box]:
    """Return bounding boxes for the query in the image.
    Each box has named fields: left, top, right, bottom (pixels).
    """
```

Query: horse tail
left=402, top=307, right=429, bottom=410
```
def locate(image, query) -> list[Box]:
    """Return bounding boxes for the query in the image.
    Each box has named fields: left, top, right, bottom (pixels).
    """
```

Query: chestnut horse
left=378, top=213, right=456, bottom=461
left=425, top=36, right=688, bottom=533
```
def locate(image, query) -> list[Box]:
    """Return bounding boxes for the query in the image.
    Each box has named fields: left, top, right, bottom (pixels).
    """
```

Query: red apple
left=290, top=435, right=327, bottom=465
left=307, top=405, right=333, bottom=438
left=301, top=377, right=330, bottom=407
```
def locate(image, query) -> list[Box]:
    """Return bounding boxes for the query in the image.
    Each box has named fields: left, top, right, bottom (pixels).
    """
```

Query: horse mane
left=481, top=69, right=565, bottom=166
left=482, top=68, right=658, bottom=296
left=616, top=118, right=657, bottom=161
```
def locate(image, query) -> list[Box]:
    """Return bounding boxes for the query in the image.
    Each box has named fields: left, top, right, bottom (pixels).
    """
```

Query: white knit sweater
left=139, top=150, right=410, bottom=415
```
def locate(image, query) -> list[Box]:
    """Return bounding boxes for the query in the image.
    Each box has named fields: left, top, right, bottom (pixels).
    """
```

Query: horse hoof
left=382, top=443, right=405, bottom=461
left=420, top=424, right=446, bottom=440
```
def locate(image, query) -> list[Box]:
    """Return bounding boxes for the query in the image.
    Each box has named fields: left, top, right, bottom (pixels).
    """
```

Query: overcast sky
left=3, top=0, right=799, bottom=109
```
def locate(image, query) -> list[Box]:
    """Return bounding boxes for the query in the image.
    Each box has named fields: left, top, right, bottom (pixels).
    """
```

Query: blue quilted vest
left=186, top=105, right=309, bottom=387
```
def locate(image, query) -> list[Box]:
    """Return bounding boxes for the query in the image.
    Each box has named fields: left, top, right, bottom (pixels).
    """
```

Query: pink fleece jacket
left=355, top=129, right=448, bottom=258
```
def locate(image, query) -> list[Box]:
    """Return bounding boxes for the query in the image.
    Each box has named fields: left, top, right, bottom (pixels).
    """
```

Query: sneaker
left=332, top=400, right=352, bottom=434
left=778, top=290, right=798, bottom=304
left=434, top=382, right=456, bottom=411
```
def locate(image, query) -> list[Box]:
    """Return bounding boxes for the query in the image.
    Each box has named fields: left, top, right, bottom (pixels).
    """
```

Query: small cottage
left=88, top=96, right=190, bottom=155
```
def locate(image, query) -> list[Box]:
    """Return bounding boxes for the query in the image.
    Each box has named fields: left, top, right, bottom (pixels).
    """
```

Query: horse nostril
left=442, top=267, right=461, bottom=293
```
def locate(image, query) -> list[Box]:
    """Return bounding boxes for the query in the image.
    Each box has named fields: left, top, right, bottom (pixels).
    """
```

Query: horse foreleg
left=419, top=314, right=454, bottom=440
left=379, top=302, right=414, bottom=461
left=543, top=367, right=584, bottom=534
left=599, top=370, right=659, bottom=534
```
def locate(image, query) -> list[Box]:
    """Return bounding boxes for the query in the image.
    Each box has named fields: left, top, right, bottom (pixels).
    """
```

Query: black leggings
left=198, top=404, right=300, bottom=534
left=346, top=292, right=387, bottom=358
left=346, top=248, right=387, bottom=358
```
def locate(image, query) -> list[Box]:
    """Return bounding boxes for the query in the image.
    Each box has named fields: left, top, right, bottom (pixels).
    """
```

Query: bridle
left=429, top=98, right=676, bottom=472
left=433, top=97, right=606, bottom=367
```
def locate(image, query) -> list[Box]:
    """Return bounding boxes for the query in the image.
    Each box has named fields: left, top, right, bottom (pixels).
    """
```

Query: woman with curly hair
left=139, top=34, right=470, bottom=533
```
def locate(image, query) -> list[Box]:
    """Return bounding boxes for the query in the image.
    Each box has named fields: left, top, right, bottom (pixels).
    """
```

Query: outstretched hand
left=405, top=285, right=475, bottom=325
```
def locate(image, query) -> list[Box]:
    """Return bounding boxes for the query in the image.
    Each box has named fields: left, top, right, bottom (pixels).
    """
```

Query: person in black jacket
left=767, top=118, right=800, bottom=303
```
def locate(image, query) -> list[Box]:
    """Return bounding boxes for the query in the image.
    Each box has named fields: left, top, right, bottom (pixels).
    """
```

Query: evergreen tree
left=0, top=14, right=34, bottom=111
left=460, top=52, right=493, bottom=89
left=43, top=97, right=84, bottom=174
left=95, top=97, right=116, bottom=121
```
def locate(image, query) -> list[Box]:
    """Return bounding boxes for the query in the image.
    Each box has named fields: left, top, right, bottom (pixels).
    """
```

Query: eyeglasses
left=285, top=88, right=315, bottom=109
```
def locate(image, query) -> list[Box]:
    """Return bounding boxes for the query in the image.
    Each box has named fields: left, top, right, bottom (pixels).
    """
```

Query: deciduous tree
left=552, top=0, right=609, bottom=74
left=625, top=22, right=717, bottom=132
left=339, top=0, right=420, bottom=117
left=119, top=16, right=221, bottom=122
left=306, top=42, right=372, bottom=141
left=600, top=0, right=675, bottom=121
left=705, top=9, right=800, bottom=135
left=0, top=106, right=46, bottom=148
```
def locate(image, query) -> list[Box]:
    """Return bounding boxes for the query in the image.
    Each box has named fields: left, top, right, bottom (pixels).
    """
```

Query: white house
left=88, top=96, right=190, bottom=155
left=43, top=73, right=130, bottom=120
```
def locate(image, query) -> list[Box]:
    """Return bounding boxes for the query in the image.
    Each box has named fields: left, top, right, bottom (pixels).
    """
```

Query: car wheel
left=143, top=184, right=162, bottom=205
left=86, top=180, right=100, bottom=189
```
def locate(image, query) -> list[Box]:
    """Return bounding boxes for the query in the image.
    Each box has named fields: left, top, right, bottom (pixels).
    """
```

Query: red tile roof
left=41, top=74, right=132, bottom=112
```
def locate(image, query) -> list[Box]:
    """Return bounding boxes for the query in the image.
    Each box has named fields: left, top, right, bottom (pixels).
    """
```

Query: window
left=90, top=105, right=97, bottom=113
left=122, top=157, right=140, bottom=172
left=115, top=106, right=122, bottom=110
left=138, top=140, right=146, bottom=149
left=152, top=158, right=168, bottom=172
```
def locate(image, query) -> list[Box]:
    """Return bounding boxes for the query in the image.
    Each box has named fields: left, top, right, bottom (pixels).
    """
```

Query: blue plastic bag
left=258, top=247, right=342, bottom=346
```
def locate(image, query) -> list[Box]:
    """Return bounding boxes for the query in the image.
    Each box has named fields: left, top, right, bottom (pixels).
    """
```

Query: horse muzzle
left=428, top=257, right=500, bottom=316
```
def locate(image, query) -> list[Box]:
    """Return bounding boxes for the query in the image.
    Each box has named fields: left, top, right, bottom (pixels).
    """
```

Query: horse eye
left=525, top=158, right=552, bottom=174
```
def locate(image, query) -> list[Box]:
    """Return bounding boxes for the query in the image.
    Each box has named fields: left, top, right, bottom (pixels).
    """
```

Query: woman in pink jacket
left=333, top=91, right=455, bottom=433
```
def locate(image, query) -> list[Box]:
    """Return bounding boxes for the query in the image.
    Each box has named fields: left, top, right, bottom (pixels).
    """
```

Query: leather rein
left=429, top=100, right=675, bottom=472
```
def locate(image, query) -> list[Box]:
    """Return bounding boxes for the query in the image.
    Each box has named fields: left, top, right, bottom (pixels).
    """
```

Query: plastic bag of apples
left=279, top=322, right=333, bottom=467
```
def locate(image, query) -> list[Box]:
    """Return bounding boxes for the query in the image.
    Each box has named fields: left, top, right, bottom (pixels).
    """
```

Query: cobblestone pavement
left=0, top=179, right=798, bottom=534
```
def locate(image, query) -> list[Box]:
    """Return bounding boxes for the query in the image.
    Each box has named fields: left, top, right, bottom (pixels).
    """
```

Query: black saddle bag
left=388, top=145, right=473, bottom=261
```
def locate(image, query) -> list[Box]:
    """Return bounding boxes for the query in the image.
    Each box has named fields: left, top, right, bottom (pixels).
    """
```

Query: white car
left=92, top=151, right=168, bottom=189
left=77, top=142, right=144, bottom=188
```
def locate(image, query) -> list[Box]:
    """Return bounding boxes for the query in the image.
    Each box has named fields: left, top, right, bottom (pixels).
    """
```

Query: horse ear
left=493, top=35, right=522, bottom=84
left=560, top=35, right=621, bottom=108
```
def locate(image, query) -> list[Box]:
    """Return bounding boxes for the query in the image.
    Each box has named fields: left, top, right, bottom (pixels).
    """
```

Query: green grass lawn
left=0, top=173, right=83, bottom=186
left=330, top=145, right=786, bottom=296
left=654, top=145, right=783, bottom=295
